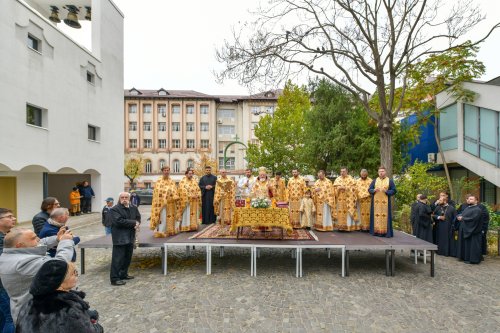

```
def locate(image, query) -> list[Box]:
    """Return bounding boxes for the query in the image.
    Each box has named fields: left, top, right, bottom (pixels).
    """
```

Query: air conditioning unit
left=161, top=112, right=166, bottom=117
left=427, top=153, right=436, bottom=163
left=217, top=120, right=223, bottom=124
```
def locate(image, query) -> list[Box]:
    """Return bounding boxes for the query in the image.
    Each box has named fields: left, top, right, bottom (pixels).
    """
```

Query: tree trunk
left=433, top=117, right=455, bottom=200
left=378, top=121, right=394, bottom=176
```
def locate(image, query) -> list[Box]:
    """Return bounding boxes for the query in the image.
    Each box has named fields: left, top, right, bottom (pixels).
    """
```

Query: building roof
left=125, top=88, right=282, bottom=101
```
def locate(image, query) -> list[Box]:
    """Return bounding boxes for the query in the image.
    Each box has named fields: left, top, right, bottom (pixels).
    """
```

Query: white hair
left=50, top=207, right=69, bottom=219
left=118, top=192, right=130, bottom=198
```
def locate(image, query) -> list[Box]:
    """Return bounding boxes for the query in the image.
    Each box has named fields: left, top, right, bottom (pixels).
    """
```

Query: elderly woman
left=31, top=197, right=60, bottom=236
left=16, top=260, right=103, bottom=333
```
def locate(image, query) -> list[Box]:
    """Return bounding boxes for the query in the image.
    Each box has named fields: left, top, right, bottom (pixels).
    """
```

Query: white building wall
left=0, top=0, right=124, bottom=216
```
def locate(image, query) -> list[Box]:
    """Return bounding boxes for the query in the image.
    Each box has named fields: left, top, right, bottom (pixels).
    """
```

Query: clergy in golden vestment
left=333, top=167, right=359, bottom=231
left=299, top=189, right=315, bottom=228
left=270, top=171, right=288, bottom=202
left=251, top=167, right=272, bottom=198
left=178, top=169, right=201, bottom=232
left=150, top=166, right=180, bottom=237
left=214, top=169, right=235, bottom=225
left=356, top=169, right=372, bottom=231
left=368, top=166, right=397, bottom=237
left=287, top=169, right=307, bottom=228
left=313, top=170, right=335, bottom=231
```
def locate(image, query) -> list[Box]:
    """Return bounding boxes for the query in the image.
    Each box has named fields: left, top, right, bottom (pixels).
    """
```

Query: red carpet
left=190, top=224, right=318, bottom=241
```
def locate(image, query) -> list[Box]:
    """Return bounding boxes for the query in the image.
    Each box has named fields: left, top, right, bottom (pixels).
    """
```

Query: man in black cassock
left=456, top=195, right=483, bottom=264
left=410, top=194, right=422, bottom=236
left=415, top=194, right=433, bottom=243
left=199, top=166, right=217, bottom=224
left=478, top=203, right=490, bottom=255
left=432, top=195, right=457, bottom=256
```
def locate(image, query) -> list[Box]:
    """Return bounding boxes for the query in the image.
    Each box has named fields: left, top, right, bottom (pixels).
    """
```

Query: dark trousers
left=110, top=243, right=134, bottom=282
left=81, top=197, right=92, bottom=213
left=0, top=289, right=14, bottom=333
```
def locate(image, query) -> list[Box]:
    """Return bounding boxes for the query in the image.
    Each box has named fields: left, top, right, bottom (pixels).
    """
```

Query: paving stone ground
left=60, top=206, right=500, bottom=333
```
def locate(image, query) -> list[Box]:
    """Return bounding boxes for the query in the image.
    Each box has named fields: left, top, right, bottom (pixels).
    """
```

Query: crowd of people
left=149, top=165, right=397, bottom=238
left=411, top=192, right=490, bottom=264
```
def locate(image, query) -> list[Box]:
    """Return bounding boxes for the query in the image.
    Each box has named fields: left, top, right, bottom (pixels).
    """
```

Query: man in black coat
left=410, top=194, right=422, bottom=236
left=199, top=166, right=217, bottom=224
left=456, top=195, right=483, bottom=264
left=415, top=194, right=433, bottom=243
left=110, top=192, right=141, bottom=286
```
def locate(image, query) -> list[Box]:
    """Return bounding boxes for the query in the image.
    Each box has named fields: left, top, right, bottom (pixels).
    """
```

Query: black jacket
left=31, top=211, right=49, bottom=237
left=110, top=203, right=141, bottom=245
left=16, top=290, right=103, bottom=333
left=102, top=206, right=113, bottom=227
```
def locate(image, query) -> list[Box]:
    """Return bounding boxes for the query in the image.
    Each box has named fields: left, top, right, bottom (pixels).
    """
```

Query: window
left=200, top=105, right=209, bottom=114
left=173, top=160, right=180, bottom=173
left=251, top=106, right=260, bottom=115
left=218, top=125, right=235, bottom=135
left=144, top=139, right=152, bottom=149
left=172, top=139, right=180, bottom=148
left=158, top=90, right=168, bottom=96
left=129, top=122, right=137, bottom=131
left=88, top=125, right=100, bottom=141
left=172, top=122, right=180, bottom=131
left=86, top=71, right=95, bottom=84
left=186, top=105, right=194, bottom=114
left=251, top=122, right=259, bottom=130
left=27, top=34, right=40, bottom=51
left=219, top=109, right=235, bottom=119
left=129, top=104, right=137, bottom=113
left=438, top=104, right=458, bottom=151
left=158, top=139, right=167, bottom=149
left=143, top=104, right=152, bottom=114
left=145, top=160, right=152, bottom=173
left=159, top=159, right=166, bottom=170
left=129, top=139, right=137, bottom=148
left=26, top=104, right=44, bottom=127
left=464, top=104, right=479, bottom=156
left=158, top=105, right=166, bottom=116
left=187, top=159, right=194, bottom=169
left=187, top=139, right=195, bottom=149
left=143, top=122, right=152, bottom=131
left=201, top=139, right=209, bottom=149
left=172, top=105, right=180, bottom=114
left=144, top=182, right=152, bottom=189
left=219, top=157, right=235, bottom=170
left=158, top=122, right=166, bottom=132
left=201, top=122, right=209, bottom=132
left=186, top=122, right=195, bottom=131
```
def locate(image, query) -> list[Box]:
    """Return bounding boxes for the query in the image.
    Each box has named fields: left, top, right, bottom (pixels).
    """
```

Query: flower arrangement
left=251, top=197, right=270, bottom=208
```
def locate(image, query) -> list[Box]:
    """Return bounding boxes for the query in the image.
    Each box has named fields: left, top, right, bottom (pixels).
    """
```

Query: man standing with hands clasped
left=110, top=192, right=141, bottom=286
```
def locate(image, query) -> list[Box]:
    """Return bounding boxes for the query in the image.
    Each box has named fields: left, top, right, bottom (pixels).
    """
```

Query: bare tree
left=216, top=0, right=498, bottom=175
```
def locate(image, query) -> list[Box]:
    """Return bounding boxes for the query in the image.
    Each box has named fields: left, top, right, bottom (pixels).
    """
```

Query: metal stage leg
left=415, top=250, right=418, bottom=264
left=252, top=247, right=257, bottom=276
left=345, top=250, right=350, bottom=277
left=220, top=246, right=225, bottom=258
left=299, top=248, right=303, bottom=277
left=163, top=244, right=168, bottom=276
left=341, top=248, right=345, bottom=277
left=206, top=245, right=212, bottom=275
left=291, top=249, right=296, bottom=259
left=430, top=250, right=435, bottom=277
left=385, top=250, right=390, bottom=276
left=424, top=249, right=427, bottom=264
left=391, top=250, right=396, bottom=277
left=80, top=248, right=85, bottom=275
left=161, top=246, right=165, bottom=275
left=296, top=248, right=299, bottom=278
left=328, top=248, right=331, bottom=259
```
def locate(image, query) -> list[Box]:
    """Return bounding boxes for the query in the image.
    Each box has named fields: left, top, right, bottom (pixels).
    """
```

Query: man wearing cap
left=0, top=227, right=74, bottom=323
left=102, top=197, right=114, bottom=235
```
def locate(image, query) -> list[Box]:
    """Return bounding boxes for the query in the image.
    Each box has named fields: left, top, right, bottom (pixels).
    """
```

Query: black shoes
left=111, top=280, right=126, bottom=286
left=123, top=275, right=135, bottom=280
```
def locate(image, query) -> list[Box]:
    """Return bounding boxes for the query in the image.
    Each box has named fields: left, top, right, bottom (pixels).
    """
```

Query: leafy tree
left=246, top=82, right=310, bottom=175
left=216, top=0, right=497, bottom=175
left=304, top=79, right=406, bottom=175
left=124, top=155, right=144, bottom=189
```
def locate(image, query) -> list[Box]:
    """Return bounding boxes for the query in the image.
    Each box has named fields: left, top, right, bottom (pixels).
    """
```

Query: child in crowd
left=102, top=197, right=114, bottom=235
left=69, top=187, right=82, bottom=216
left=299, top=189, right=315, bottom=229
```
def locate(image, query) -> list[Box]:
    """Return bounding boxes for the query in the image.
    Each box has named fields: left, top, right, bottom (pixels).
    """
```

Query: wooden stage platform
left=79, top=224, right=437, bottom=278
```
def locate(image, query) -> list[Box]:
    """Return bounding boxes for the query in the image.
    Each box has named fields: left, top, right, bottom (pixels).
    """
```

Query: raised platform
left=78, top=224, right=437, bottom=277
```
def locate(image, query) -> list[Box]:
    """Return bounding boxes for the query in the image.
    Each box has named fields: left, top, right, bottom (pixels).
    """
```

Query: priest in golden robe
left=251, top=167, right=272, bottom=199
left=178, top=169, right=201, bottom=232
left=150, top=166, right=180, bottom=237
left=270, top=171, right=288, bottom=202
left=214, top=169, right=235, bottom=225
left=287, top=169, right=307, bottom=228
left=313, top=170, right=335, bottom=231
left=333, top=167, right=359, bottom=231
left=356, top=169, right=372, bottom=231
left=368, top=166, right=397, bottom=237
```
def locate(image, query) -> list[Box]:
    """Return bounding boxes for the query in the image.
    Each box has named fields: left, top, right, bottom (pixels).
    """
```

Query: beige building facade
left=124, top=88, right=280, bottom=188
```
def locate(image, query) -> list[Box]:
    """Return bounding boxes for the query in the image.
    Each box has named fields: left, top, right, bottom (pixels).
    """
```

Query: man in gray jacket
left=0, top=227, right=74, bottom=324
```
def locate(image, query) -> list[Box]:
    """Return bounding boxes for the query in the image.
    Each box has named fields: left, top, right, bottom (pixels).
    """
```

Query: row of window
left=128, top=104, right=209, bottom=115
left=26, top=104, right=100, bottom=141
left=129, top=122, right=209, bottom=132
left=129, top=139, right=210, bottom=149
left=144, top=159, right=195, bottom=174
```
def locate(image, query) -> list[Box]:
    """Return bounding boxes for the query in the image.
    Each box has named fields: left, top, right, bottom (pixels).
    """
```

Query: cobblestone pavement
left=61, top=207, right=500, bottom=333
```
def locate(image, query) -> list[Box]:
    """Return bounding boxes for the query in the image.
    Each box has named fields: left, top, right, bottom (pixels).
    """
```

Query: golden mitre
left=258, top=166, right=267, bottom=175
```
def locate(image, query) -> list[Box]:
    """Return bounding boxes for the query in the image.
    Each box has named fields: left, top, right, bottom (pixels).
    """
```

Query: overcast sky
left=63, top=0, right=500, bottom=95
